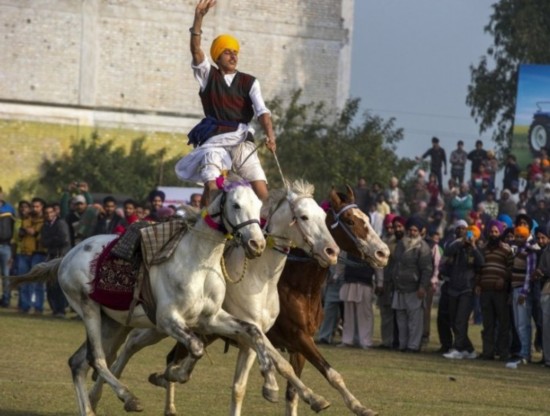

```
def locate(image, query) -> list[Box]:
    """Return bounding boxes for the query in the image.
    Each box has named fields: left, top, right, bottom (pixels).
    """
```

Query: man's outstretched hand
left=196, top=0, right=216, bottom=17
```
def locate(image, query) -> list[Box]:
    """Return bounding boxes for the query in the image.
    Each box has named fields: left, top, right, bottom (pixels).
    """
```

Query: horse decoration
left=87, top=179, right=341, bottom=416
left=11, top=177, right=281, bottom=416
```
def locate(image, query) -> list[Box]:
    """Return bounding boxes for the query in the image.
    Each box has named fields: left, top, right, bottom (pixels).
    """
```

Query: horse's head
left=263, top=180, right=339, bottom=267
left=327, top=185, right=390, bottom=268
left=208, top=179, right=265, bottom=259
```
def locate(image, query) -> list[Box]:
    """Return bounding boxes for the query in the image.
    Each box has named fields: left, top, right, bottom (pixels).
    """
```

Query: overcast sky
left=350, top=1, right=496, bottom=159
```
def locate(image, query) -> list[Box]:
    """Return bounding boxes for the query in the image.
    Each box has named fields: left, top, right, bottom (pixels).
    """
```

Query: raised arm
left=190, top=0, right=216, bottom=65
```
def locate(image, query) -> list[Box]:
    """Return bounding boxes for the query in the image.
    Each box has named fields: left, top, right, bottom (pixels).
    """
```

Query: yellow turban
left=210, top=34, right=240, bottom=61
left=514, top=226, right=530, bottom=238
left=467, top=225, right=481, bottom=240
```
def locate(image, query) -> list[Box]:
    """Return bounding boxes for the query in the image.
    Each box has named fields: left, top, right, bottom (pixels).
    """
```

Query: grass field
left=1, top=306, right=550, bottom=416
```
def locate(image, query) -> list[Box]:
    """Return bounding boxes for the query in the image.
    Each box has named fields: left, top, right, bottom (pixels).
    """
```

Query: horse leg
left=79, top=303, right=142, bottom=413
left=148, top=342, right=186, bottom=416
left=202, top=311, right=329, bottom=413
left=285, top=352, right=306, bottom=416
left=291, top=333, right=377, bottom=416
left=260, top=336, right=331, bottom=413
left=198, top=310, right=273, bottom=383
left=156, top=314, right=205, bottom=360
left=150, top=338, right=217, bottom=416
left=89, top=327, right=165, bottom=411
left=229, top=346, right=262, bottom=416
left=68, top=341, right=94, bottom=416
left=150, top=314, right=206, bottom=388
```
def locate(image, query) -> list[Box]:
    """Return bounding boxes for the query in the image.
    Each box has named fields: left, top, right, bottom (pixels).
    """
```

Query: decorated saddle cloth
left=89, top=219, right=190, bottom=312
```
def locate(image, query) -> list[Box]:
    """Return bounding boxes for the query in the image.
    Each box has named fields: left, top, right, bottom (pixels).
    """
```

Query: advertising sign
left=511, top=64, right=550, bottom=169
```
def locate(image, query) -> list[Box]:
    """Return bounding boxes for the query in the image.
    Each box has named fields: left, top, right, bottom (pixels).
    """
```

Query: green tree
left=35, top=132, right=180, bottom=202
left=466, top=0, right=550, bottom=150
left=259, top=91, right=415, bottom=199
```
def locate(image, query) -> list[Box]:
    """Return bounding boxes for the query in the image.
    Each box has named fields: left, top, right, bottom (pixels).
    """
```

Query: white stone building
left=0, top=0, right=354, bottom=133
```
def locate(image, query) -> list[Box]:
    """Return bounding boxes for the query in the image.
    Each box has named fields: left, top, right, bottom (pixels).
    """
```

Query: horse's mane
left=262, top=179, right=315, bottom=217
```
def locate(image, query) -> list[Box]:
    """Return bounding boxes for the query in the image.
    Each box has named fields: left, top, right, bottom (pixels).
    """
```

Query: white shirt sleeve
left=249, top=80, right=271, bottom=118
left=191, top=59, right=211, bottom=92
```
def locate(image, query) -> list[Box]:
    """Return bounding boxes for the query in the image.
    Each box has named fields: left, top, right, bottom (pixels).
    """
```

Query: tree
left=35, top=132, right=180, bottom=202
left=467, top=0, right=550, bottom=150
left=258, top=91, right=415, bottom=199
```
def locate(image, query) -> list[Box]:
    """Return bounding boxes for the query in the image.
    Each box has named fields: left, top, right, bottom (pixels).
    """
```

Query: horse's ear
left=329, top=187, right=341, bottom=208
left=345, top=184, right=355, bottom=203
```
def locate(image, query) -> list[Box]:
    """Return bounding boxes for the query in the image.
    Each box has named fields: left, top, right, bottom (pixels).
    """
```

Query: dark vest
left=200, top=69, right=256, bottom=136
left=344, top=254, right=375, bottom=285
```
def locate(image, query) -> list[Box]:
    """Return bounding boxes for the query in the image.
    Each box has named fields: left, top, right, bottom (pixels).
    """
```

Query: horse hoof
left=148, top=372, right=167, bottom=388
left=358, top=408, right=378, bottom=416
left=262, top=386, right=279, bottom=403
left=124, top=397, right=143, bottom=412
left=309, top=394, right=330, bottom=413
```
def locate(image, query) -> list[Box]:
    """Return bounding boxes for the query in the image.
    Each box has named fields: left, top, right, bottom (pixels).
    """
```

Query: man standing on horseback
left=175, top=0, right=277, bottom=205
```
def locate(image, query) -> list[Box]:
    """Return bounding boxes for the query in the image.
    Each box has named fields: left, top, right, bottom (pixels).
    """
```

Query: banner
left=511, top=64, right=550, bottom=170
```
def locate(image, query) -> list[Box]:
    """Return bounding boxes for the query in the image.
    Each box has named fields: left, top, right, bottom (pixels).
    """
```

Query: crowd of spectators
left=317, top=138, right=550, bottom=369
left=0, top=182, right=201, bottom=318
left=3, top=137, right=550, bottom=370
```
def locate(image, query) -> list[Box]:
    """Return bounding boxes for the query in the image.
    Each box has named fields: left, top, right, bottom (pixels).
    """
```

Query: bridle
left=204, top=183, right=261, bottom=245
left=203, top=182, right=261, bottom=285
left=329, top=203, right=367, bottom=258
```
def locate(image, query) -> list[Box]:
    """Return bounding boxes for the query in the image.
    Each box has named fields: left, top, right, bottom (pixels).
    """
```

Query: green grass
left=1, top=306, right=549, bottom=415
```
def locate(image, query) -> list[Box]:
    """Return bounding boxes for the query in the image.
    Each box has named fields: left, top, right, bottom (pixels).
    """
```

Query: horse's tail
left=10, top=257, right=63, bottom=290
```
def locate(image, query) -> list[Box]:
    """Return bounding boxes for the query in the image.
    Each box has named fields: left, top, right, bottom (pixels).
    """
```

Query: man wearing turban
left=509, top=225, right=537, bottom=364
left=175, top=0, right=276, bottom=205
left=475, top=219, right=513, bottom=361
left=440, top=220, right=484, bottom=360
left=390, top=216, right=433, bottom=352
left=375, top=215, right=404, bottom=349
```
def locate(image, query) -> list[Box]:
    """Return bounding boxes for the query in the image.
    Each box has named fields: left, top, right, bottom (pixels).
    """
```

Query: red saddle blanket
left=89, top=238, right=141, bottom=311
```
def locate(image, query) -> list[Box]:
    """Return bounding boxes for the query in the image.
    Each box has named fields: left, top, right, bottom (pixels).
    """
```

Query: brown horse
left=266, top=187, right=388, bottom=416
left=158, top=186, right=388, bottom=416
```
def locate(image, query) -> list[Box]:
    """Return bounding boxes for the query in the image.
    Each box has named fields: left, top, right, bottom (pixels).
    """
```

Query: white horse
left=89, top=180, right=341, bottom=416
left=13, top=179, right=281, bottom=416
left=161, top=186, right=390, bottom=416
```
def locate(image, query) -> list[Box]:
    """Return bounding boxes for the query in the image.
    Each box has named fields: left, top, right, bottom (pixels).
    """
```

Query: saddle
left=89, top=219, right=191, bottom=322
